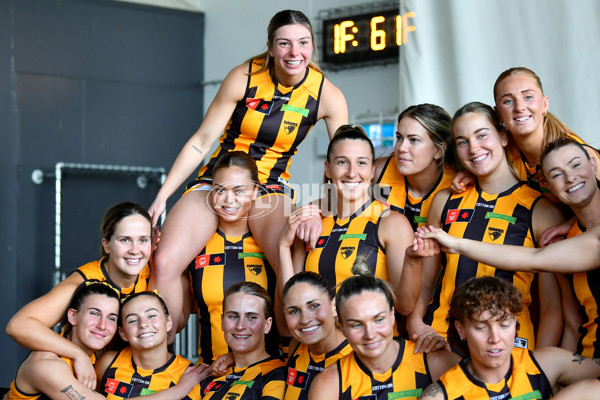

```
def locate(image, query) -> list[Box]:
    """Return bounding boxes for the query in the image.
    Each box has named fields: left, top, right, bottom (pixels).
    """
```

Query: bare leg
left=249, top=194, right=295, bottom=337
left=150, top=190, right=218, bottom=342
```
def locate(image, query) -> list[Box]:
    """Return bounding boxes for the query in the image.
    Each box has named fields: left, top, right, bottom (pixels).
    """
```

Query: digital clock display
left=322, top=9, right=416, bottom=66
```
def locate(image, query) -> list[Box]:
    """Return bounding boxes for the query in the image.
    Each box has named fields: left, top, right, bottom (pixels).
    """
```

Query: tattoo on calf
left=61, top=385, right=86, bottom=400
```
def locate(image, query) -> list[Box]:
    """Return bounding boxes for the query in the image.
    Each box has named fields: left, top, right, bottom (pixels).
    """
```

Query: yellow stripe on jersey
left=100, top=347, right=200, bottom=400
left=188, top=230, right=278, bottom=363
left=198, top=59, right=324, bottom=184
left=427, top=183, right=540, bottom=349
left=337, top=339, right=431, bottom=400
left=75, top=258, right=150, bottom=298
left=439, top=348, right=552, bottom=399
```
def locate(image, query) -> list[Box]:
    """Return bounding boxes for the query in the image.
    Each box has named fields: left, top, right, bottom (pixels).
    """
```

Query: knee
left=152, top=247, right=184, bottom=280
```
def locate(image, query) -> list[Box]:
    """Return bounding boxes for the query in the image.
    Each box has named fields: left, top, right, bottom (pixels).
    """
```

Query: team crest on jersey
left=283, top=120, right=298, bottom=134
left=246, top=98, right=274, bottom=115
left=445, top=208, right=474, bottom=224
left=204, top=381, right=225, bottom=394
left=246, top=264, right=263, bottom=276
left=104, top=378, right=133, bottom=398
left=287, top=367, right=309, bottom=389
left=225, top=394, right=241, bottom=400
left=488, top=227, right=504, bottom=241
left=514, top=337, right=528, bottom=349
left=340, top=246, right=355, bottom=259
left=195, top=253, right=226, bottom=269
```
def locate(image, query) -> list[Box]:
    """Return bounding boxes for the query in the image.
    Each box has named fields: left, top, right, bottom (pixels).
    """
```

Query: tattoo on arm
left=421, top=383, right=443, bottom=398
left=61, top=385, right=86, bottom=400
left=192, top=145, right=203, bottom=155
left=572, top=353, right=585, bottom=364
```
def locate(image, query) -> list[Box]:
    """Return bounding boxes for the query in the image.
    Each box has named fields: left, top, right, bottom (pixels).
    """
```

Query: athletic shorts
left=184, top=178, right=296, bottom=202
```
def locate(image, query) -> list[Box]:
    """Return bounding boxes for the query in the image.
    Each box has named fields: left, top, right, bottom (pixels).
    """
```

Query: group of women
left=5, top=7, right=600, bottom=400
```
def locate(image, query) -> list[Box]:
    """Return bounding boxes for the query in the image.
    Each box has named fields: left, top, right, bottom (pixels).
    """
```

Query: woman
left=281, top=125, right=428, bottom=317
left=417, top=137, right=600, bottom=356
left=6, top=202, right=153, bottom=388
left=149, top=9, right=348, bottom=329
left=419, top=277, right=600, bottom=400
left=307, top=263, right=459, bottom=400
left=282, top=272, right=353, bottom=400
left=96, top=291, right=210, bottom=400
left=200, top=282, right=287, bottom=400
left=374, top=104, right=460, bottom=231
left=182, top=151, right=279, bottom=363
left=6, top=282, right=119, bottom=400
left=407, top=102, right=565, bottom=351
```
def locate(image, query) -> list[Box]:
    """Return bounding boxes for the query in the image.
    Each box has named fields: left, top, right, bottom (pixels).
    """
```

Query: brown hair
left=493, top=67, right=584, bottom=148
left=447, top=277, right=522, bottom=356
left=120, top=290, right=170, bottom=326
left=452, top=101, right=520, bottom=180
left=100, top=202, right=151, bottom=257
left=398, top=103, right=461, bottom=172
left=248, top=10, right=320, bottom=76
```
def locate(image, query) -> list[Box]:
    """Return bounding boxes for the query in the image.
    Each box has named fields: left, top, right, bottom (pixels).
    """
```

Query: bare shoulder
left=309, top=362, right=339, bottom=399
left=419, top=382, right=445, bottom=400
left=95, top=350, right=118, bottom=379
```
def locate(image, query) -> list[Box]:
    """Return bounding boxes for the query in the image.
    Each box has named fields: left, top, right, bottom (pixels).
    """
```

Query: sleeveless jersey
left=7, top=353, right=95, bottom=400
left=74, top=258, right=150, bottom=299
left=376, top=157, right=455, bottom=230
left=438, top=347, right=552, bottom=400
left=336, top=339, right=432, bottom=400
left=566, top=222, right=600, bottom=357
left=304, top=200, right=388, bottom=289
left=284, top=340, right=353, bottom=400
left=508, top=134, right=600, bottom=202
left=188, top=229, right=279, bottom=363
left=200, top=356, right=286, bottom=400
left=198, top=59, right=324, bottom=184
left=100, top=347, right=200, bottom=400
left=425, top=183, right=541, bottom=349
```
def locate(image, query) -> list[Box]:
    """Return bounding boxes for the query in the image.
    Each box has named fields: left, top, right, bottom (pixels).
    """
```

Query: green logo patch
left=388, top=389, right=423, bottom=399
left=140, top=388, right=156, bottom=395
left=238, top=252, right=266, bottom=259
left=413, top=216, right=427, bottom=224
left=281, top=104, right=309, bottom=117
left=484, top=212, right=516, bottom=225
left=511, top=391, right=542, bottom=400
left=339, top=233, right=367, bottom=241
left=233, top=380, right=255, bottom=388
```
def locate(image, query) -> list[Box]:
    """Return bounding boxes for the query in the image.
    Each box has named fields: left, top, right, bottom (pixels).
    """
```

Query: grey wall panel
left=14, top=0, right=204, bottom=86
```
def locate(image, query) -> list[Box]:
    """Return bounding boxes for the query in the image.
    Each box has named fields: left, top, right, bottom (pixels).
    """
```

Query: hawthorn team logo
left=340, top=246, right=355, bottom=259
left=283, top=120, right=297, bottom=134
left=246, top=264, right=263, bottom=276
left=487, top=227, right=504, bottom=241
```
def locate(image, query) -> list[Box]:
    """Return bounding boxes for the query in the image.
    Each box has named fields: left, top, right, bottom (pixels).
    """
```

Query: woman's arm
left=307, top=364, right=340, bottom=400
left=534, top=347, right=600, bottom=388
left=418, top=224, right=600, bottom=274
left=535, top=272, right=562, bottom=347
left=5, top=273, right=98, bottom=388
left=406, top=190, right=449, bottom=353
left=148, top=63, right=248, bottom=225
left=317, top=78, right=348, bottom=139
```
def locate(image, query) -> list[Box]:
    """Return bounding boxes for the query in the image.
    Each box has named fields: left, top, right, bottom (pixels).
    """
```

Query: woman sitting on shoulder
left=6, top=282, right=119, bottom=400
left=6, top=202, right=153, bottom=388
left=96, top=291, right=210, bottom=400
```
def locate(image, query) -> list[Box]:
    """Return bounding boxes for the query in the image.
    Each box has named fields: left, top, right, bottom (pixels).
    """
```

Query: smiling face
left=494, top=73, right=549, bottom=140
left=395, top=116, right=444, bottom=177
left=102, top=214, right=151, bottom=279
left=456, top=309, right=517, bottom=380
left=68, top=294, right=119, bottom=352
left=221, top=293, right=272, bottom=354
left=325, top=139, right=375, bottom=204
left=283, top=282, right=336, bottom=347
left=211, top=166, right=258, bottom=222
left=542, top=143, right=598, bottom=207
left=268, top=23, right=313, bottom=85
left=338, top=290, right=395, bottom=364
left=120, top=295, right=172, bottom=351
left=453, top=112, right=509, bottom=178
